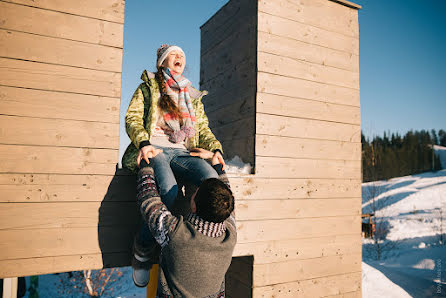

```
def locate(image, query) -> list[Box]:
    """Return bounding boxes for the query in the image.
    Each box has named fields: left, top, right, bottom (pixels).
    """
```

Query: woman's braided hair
left=155, top=67, right=183, bottom=121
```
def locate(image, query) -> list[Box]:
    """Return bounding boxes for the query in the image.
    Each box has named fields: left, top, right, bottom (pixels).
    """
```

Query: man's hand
left=137, top=145, right=163, bottom=167
left=190, top=148, right=226, bottom=170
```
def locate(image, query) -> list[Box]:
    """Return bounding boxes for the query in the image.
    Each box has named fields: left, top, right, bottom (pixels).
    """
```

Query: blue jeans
left=136, top=146, right=219, bottom=248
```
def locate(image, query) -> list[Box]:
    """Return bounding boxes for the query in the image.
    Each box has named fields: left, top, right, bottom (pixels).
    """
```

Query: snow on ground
left=362, top=262, right=411, bottom=298
left=362, top=169, right=446, bottom=298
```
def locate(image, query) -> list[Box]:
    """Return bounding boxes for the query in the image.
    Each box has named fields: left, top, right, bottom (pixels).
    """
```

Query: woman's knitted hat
left=157, top=44, right=185, bottom=68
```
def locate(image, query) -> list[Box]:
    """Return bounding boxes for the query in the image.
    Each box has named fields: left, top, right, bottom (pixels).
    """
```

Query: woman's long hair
left=155, top=67, right=183, bottom=121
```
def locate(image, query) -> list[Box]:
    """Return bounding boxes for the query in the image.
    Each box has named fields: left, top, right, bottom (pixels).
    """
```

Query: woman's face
left=162, top=50, right=185, bottom=75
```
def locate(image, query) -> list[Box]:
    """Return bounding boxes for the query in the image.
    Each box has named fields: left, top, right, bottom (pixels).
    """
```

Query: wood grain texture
left=254, top=156, right=361, bottom=179
left=236, top=215, right=361, bottom=243
left=0, top=86, right=120, bottom=123
left=0, top=1, right=124, bottom=47
left=258, top=31, right=359, bottom=72
left=257, top=92, right=360, bottom=125
left=0, top=115, right=119, bottom=149
left=0, top=173, right=135, bottom=203
left=258, top=0, right=359, bottom=38
left=233, top=234, right=361, bottom=264
left=257, top=113, right=361, bottom=142
left=253, top=253, right=361, bottom=286
left=258, top=12, right=359, bottom=55
left=258, top=51, right=359, bottom=90
left=5, top=0, right=125, bottom=23
left=0, top=29, right=123, bottom=72
left=0, top=58, right=121, bottom=97
left=256, top=135, right=361, bottom=160
left=258, top=72, right=360, bottom=107
left=0, top=252, right=131, bottom=278
left=0, top=144, right=118, bottom=175
left=228, top=176, right=361, bottom=200
left=252, top=271, right=361, bottom=297
left=0, top=202, right=138, bottom=230
left=236, top=198, right=361, bottom=220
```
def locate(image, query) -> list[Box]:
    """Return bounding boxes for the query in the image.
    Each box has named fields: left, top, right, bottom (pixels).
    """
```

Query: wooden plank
left=236, top=215, right=361, bottom=243
left=254, top=156, right=361, bottom=179
left=323, top=290, right=361, bottom=297
left=258, top=31, right=359, bottom=72
left=258, top=52, right=359, bottom=90
left=236, top=198, right=361, bottom=221
left=211, top=117, right=255, bottom=141
left=0, top=58, right=121, bottom=97
left=257, top=113, right=361, bottom=142
left=257, top=93, right=360, bottom=125
left=0, top=252, right=131, bottom=278
left=6, top=0, right=125, bottom=23
left=0, top=173, right=136, bottom=203
left=228, top=177, right=361, bottom=200
left=252, top=271, right=361, bottom=297
left=0, top=144, right=118, bottom=175
left=0, top=29, right=123, bottom=72
left=0, top=1, right=123, bottom=47
left=256, top=135, right=361, bottom=160
left=253, top=253, right=362, bottom=286
left=258, top=12, right=359, bottom=55
left=258, top=0, right=359, bottom=38
left=0, top=86, right=120, bottom=123
left=0, top=226, right=135, bottom=261
left=203, top=87, right=253, bottom=115
left=0, top=202, right=138, bottom=230
left=200, top=21, right=256, bottom=84
left=201, top=0, right=256, bottom=54
left=258, top=72, right=360, bottom=107
left=233, top=234, right=361, bottom=264
left=0, top=115, right=119, bottom=149
left=207, top=99, right=255, bottom=129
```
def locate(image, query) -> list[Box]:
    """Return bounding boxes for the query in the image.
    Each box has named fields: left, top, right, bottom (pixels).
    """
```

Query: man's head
left=190, top=178, right=234, bottom=223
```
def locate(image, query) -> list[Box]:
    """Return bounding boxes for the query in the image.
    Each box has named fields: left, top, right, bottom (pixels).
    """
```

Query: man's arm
left=136, top=164, right=178, bottom=248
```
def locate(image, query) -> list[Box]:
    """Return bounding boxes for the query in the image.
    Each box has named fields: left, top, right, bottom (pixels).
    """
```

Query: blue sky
left=119, top=0, right=446, bottom=157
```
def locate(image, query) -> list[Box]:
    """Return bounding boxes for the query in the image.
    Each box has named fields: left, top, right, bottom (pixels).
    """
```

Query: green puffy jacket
left=121, top=70, right=223, bottom=173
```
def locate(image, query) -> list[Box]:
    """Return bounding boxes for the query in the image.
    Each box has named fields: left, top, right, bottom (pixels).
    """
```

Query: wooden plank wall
left=0, top=0, right=131, bottom=277
left=202, top=0, right=362, bottom=297
left=200, top=0, right=258, bottom=167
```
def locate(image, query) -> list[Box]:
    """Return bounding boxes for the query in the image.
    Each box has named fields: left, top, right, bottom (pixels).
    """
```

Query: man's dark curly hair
left=194, top=178, right=234, bottom=223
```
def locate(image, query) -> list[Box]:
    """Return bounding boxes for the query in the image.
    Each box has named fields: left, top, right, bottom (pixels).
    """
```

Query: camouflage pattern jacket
left=121, top=70, right=223, bottom=173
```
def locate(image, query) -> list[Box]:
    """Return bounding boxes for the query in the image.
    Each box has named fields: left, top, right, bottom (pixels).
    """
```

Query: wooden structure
left=201, top=0, right=362, bottom=296
left=0, top=0, right=362, bottom=297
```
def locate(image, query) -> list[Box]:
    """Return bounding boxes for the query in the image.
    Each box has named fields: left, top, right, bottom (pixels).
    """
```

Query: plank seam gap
left=258, top=29, right=358, bottom=56
left=259, top=70, right=359, bottom=91
left=0, top=0, right=124, bottom=25
left=256, top=133, right=361, bottom=144
left=0, top=27, right=123, bottom=49
left=0, top=84, right=121, bottom=99
left=257, top=111, right=360, bottom=126
left=258, top=10, right=359, bottom=40
left=254, top=253, right=362, bottom=266
left=0, top=56, right=122, bottom=74
left=258, top=91, right=360, bottom=108
left=258, top=50, right=359, bottom=74
left=0, top=113, right=120, bottom=125
left=257, top=270, right=362, bottom=287
left=255, top=154, right=361, bottom=162
left=0, top=143, right=119, bottom=150
left=237, top=214, right=360, bottom=222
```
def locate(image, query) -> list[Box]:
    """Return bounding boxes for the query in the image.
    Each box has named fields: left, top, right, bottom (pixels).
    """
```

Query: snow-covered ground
left=362, top=169, right=446, bottom=298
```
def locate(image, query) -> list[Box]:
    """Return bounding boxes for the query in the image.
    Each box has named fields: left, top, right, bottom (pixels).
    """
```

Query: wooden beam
left=0, top=58, right=121, bottom=97
left=0, top=29, right=123, bottom=72
left=0, top=1, right=123, bottom=47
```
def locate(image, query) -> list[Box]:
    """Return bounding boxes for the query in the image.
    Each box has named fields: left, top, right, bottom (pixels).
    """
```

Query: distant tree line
left=362, top=129, right=446, bottom=182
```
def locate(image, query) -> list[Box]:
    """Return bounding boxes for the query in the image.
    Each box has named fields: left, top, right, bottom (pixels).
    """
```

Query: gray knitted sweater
left=136, top=164, right=237, bottom=297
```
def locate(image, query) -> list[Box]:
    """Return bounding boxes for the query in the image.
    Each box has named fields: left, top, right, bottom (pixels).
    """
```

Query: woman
left=121, top=44, right=226, bottom=287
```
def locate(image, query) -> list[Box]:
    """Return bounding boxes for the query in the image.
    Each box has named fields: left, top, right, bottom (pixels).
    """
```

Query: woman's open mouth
left=174, top=61, right=182, bottom=67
